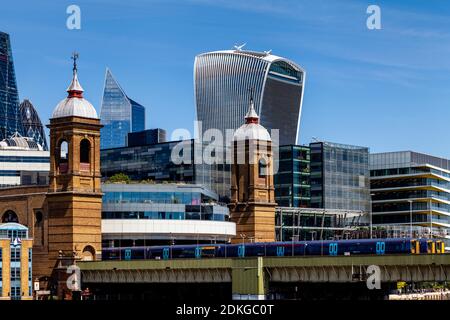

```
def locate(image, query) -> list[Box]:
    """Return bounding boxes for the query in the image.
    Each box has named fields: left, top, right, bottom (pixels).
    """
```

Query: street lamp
left=429, top=199, right=433, bottom=238
left=370, top=193, right=376, bottom=239
left=240, top=233, right=246, bottom=245
left=291, top=235, right=299, bottom=256
left=407, top=200, right=413, bottom=238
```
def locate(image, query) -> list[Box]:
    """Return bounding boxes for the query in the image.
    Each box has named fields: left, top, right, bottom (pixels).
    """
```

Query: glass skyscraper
left=0, top=31, right=23, bottom=141
left=310, top=141, right=371, bottom=213
left=274, top=145, right=311, bottom=208
left=19, top=99, right=48, bottom=151
left=194, top=48, right=305, bottom=145
left=370, top=151, right=450, bottom=242
left=100, top=68, right=145, bottom=149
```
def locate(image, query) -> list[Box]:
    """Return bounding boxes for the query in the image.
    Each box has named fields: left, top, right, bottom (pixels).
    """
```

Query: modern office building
left=0, top=133, right=49, bottom=187
left=370, top=151, right=450, bottom=242
left=19, top=99, right=48, bottom=151
left=101, top=137, right=230, bottom=201
left=101, top=139, right=197, bottom=183
left=127, top=128, right=166, bottom=147
left=100, top=68, right=145, bottom=149
left=310, top=141, right=371, bottom=214
left=101, top=183, right=235, bottom=247
left=0, top=223, right=33, bottom=300
left=194, top=47, right=305, bottom=145
left=0, top=32, right=24, bottom=141
left=276, top=207, right=366, bottom=241
left=274, top=145, right=311, bottom=208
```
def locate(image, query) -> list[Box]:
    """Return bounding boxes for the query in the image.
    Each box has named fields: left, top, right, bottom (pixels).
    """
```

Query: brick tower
left=45, top=53, right=102, bottom=272
left=229, top=96, right=276, bottom=243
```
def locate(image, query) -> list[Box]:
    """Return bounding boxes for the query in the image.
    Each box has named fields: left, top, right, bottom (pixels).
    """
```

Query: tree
left=108, top=173, right=131, bottom=184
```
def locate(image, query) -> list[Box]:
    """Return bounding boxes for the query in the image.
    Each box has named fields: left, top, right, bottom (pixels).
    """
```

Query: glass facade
left=101, top=139, right=230, bottom=201
left=101, top=139, right=196, bottom=183
left=100, top=69, right=145, bottom=149
left=274, top=145, right=310, bottom=207
left=275, top=207, right=365, bottom=241
left=19, top=99, right=48, bottom=150
left=101, top=183, right=232, bottom=247
left=310, top=141, right=370, bottom=213
left=194, top=50, right=305, bottom=146
left=0, top=32, right=24, bottom=141
left=127, top=128, right=167, bottom=147
left=370, top=151, right=450, bottom=240
left=102, top=184, right=229, bottom=222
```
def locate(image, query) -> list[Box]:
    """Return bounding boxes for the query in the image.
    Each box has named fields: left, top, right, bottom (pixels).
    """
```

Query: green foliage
left=108, top=173, right=131, bottom=184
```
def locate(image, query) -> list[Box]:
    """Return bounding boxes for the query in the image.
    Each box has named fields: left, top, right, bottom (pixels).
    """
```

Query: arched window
left=34, top=211, right=44, bottom=246
left=81, top=245, right=96, bottom=261
left=80, top=139, right=90, bottom=170
left=2, top=210, right=19, bottom=223
left=258, top=158, right=268, bottom=177
left=58, top=140, right=69, bottom=173
left=35, top=211, right=43, bottom=224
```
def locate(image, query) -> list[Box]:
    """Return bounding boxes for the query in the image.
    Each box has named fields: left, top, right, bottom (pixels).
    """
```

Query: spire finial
left=245, top=87, right=259, bottom=124
left=71, top=51, right=79, bottom=75
left=67, top=52, right=84, bottom=98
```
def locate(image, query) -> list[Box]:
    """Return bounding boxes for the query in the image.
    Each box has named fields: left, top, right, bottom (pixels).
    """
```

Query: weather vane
left=248, top=87, right=254, bottom=102
left=71, top=51, right=79, bottom=75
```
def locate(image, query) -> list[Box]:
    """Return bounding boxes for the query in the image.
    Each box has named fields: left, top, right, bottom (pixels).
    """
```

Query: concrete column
left=231, top=257, right=267, bottom=300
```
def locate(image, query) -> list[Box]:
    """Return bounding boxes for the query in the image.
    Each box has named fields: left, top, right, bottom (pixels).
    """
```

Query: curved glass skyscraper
left=100, top=68, right=145, bottom=149
left=194, top=49, right=305, bottom=145
left=0, top=31, right=23, bottom=141
left=19, top=99, right=48, bottom=151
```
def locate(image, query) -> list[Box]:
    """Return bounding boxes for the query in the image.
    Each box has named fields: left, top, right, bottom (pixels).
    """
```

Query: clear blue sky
left=2, top=0, right=450, bottom=157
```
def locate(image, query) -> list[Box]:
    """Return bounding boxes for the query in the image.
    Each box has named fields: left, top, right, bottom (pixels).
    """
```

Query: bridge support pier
left=231, top=257, right=268, bottom=300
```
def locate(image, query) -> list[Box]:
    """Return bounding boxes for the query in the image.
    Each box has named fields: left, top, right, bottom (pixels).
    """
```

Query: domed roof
left=233, top=98, right=271, bottom=142
left=0, top=132, right=44, bottom=151
left=51, top=56, right=98, bottom=120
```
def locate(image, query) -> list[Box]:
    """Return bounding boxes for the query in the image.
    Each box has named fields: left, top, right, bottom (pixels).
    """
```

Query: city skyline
left=1, top=1, right=450, bottom=159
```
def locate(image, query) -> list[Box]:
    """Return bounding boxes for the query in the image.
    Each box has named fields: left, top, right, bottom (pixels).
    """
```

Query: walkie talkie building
left=194, top=48, right=305, bottom=145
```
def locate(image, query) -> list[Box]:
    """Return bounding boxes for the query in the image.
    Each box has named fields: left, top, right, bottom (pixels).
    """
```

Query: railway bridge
left=78, top=254, right=450, bottom=300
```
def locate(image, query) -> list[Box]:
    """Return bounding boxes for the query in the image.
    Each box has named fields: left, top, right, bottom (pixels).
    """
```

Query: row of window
left=102, top=211, right=229, bottom=221
left=102, top=191, right=205, bottom=205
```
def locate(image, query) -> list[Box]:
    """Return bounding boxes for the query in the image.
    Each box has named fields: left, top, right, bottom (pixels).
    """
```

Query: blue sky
left=2, top=0, right=450, bottom=157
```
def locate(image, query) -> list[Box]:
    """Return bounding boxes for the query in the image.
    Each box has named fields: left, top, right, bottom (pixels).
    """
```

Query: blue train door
left=329, top=243, right=338, bottom=256
left=163, top=247, right=170, bottom=260
left=195, top=247, right=201, bottom=259
left=276, top=246, right=285, bottom=257
left=238, top=245, right=245, bottom=258
left=376, top=241, right=385, bottom=255
left=124, top=249, right=131, bottom=261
